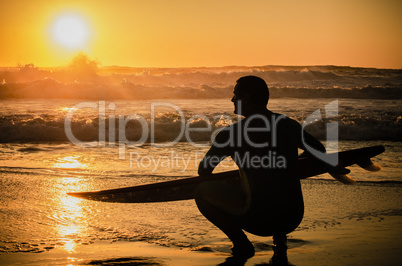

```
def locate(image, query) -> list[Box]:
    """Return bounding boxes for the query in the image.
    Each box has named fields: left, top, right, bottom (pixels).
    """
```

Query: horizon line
left=0, top=64, right=401, bottom=71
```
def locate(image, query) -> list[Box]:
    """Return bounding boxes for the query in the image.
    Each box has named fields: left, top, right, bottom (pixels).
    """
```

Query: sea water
left=0, top=66, right=401, bottom=255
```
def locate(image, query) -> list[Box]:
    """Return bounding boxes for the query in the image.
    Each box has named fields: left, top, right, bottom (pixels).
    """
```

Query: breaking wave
left=0, top=65, right=401, bottom=100
left=1, top=111, right=400, bottom=143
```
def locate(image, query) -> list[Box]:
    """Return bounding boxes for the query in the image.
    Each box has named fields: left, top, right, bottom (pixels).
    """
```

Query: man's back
left=202, top=109, right=304, bottom=236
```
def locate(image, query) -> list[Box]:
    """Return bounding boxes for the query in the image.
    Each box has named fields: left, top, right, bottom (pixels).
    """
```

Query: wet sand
left=1, top=180, right=401, bottom=265
left=1, top=213, right=401, bottom=265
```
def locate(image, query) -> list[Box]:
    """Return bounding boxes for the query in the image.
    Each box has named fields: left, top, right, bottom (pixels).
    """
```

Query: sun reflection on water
left=55, top=186, right=88, bottom=253
left=59, top=107, right=78, bottom=112
left=51, top=154, right=94, bottom=253
left=63, top=238, right=77, bottom=253
left=54, top=156, right=87, bottom=169
left=57, top=196, right=84, bottom=253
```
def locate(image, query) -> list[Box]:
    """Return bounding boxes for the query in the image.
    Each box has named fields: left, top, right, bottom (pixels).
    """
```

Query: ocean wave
left=302, top=114, right=402, bottom=141
left=270, top=86, right=402, bottom=99
left=0, top=65, right=401, bottom=100
left=1, top=112, right=400, bottom=143
left=17, top=147, right=49, bottom=152
left=1, top=81, right=401, bottom=100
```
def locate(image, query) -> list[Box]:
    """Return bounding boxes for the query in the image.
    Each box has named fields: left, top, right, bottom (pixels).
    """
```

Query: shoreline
left=1, top=215, right=401, bottom=266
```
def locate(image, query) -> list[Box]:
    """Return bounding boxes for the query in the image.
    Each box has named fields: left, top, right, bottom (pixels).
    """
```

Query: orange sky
left=1, top=0, right=401, bottom=68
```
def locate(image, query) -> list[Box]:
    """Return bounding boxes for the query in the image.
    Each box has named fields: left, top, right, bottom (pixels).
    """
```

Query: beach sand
left=1, top=180, right=401, bottom=266
left=1, top=215, right=401, bottom=266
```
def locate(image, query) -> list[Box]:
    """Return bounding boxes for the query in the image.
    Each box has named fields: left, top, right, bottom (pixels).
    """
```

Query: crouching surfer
left=195, top=76, right=326, bottom=265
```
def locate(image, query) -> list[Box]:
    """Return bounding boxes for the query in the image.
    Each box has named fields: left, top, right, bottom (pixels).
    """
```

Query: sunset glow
left=0, top=0, right=401, bottom=68
left=1, top=1, right=400, bottom=263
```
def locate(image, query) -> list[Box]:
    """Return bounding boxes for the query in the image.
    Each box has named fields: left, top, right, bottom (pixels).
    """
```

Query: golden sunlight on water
left=60, top=231, right=78, bottom=253
left=59, top=107, right=78, bottom=112
left=56, top=195, right=86, bottom=253
left=50, top=172, right=91, bottom=253
left=54, top=156, right=87, bottom=169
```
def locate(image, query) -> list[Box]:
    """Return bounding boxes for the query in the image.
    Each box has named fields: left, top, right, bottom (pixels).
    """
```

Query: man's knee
left=195, top=182, right=210, bottom=200
left=195, top=181, right=222, bottom=200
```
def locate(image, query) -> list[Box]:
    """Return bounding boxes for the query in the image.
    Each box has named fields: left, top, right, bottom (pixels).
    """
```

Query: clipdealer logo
left=64, top=100, right=339, bottom=170
left=64, top=101, right=235, bottom=159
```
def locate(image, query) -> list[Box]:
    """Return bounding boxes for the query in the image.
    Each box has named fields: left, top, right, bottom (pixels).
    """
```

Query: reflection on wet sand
left=54, top=156, right=87, bottom=169
left=55, top=165, right=88, bottom=253
left=56, top=196, right=84, bottom=253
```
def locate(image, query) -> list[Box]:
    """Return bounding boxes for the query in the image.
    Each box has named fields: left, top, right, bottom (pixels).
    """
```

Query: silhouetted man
left=195, top=76, right=326, bottom=264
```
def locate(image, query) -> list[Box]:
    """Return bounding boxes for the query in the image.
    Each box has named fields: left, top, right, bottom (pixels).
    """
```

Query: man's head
left=232, top=76, right=269, bottom=115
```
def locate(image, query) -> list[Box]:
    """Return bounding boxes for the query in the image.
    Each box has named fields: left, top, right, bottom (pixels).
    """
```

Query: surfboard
left=67, top=145, right=385, bottom=203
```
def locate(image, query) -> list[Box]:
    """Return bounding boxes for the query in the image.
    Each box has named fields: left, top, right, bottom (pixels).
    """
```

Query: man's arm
left=298, top=129, right=326, bottom=157
left=198, top=129, right=231, bottom=176
left=282, top=118, right=325, bottom=156
left=295, top=120, right=350, bottom=174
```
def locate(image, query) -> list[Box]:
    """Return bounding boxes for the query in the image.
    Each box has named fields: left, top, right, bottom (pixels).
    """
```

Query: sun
left=50, top=13, right=91, bottom=50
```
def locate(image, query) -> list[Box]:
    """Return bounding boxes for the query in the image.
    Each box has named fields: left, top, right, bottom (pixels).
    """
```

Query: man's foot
left=218, top=256, right=248, bottom=266
left=271, top=234, right=289, bottom=265
left=218, top=241, right=254, bottom=266
left=231, top=239, right=255, bottom=259
left=269, top=253, right=289, bottom=265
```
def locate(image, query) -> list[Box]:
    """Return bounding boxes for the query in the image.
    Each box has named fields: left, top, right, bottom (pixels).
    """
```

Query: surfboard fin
left=357, top=158, right=382, bottom=172
left=329, top=173, right=356, bottom=185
